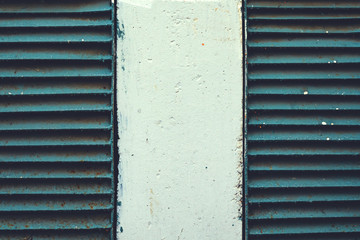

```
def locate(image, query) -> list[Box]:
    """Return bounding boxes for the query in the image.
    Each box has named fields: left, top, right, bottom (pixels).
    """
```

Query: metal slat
left=247, top=0, right=360, bottom=9
left=0, top=45, right=111, bottom=60
left=248, top=111, right=360, bottom=126
left=0, top=130, right=110, bottom=147
left=0, top=95, right=111, bottom=113
left=249, top=219, right=360, bottom=235
left=249, top=20, right=360, bottom=34
left=249, top=174, right=360, bottom=188
left=248, top=37, right=360, bottom=48
left=0, top=231, right=110, bottom=240
left=0, top=195, right=112, bottom=211
left=248, top=8, right=360, bottom=20
left=248, top=97, right=360, bottom=110
left=249, top=65, right=360, bottom=80
left=0, top=162, right=111, bottom=180
left=245, top=234, right=360, bottom=240
left=0, top=62, right=111, bottom=77
left=248, top=142, right=360, bottom=155
left=249, top=82, right=360, bottom=96
left=0, top=18, right=111, bottom=28
left=249, top=188, right=360, bottom=203
left=0, top=112, right=111, bottom=130
left=249, top=203, right=360, bottom=219
left=0, top=30, right=111, bottom=43
left=248, top=49, right=360, bottom=64
left=245, top=0, right=360, bottom=239
left=249, top=156, right=360, bottom=171
left=249, top=14, right=360, bottom=20
left=0, top=212, right=111, bottom=230
left=0, top=0, right=111, bottom=13
left=0, top=180, right=112, bottom=195
left=248, top=127, right=360, bottom=141
left=0, top=148, right=111, bottom=163
left=0, top=77, right=112, bottom=96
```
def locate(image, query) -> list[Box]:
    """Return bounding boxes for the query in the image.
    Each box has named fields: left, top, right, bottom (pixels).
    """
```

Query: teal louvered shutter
left=245, top=0, right=360, bottom=239
left=0, top=1, right=115, bottom=239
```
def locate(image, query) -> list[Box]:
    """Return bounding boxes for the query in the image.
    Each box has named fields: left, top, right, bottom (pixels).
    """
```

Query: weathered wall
left=116, top=0, right=243, bottom=239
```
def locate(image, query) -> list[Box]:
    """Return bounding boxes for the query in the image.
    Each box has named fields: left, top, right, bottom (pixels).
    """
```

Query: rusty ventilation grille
left=0, top=0, right=115, bottom=239
left=245, top=0, right=360, bottom=239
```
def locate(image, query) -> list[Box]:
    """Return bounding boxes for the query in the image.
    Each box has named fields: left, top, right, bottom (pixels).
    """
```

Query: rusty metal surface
left=0, top=1, right=114, bottom=239
left=245, top=0, right=360, bottom=239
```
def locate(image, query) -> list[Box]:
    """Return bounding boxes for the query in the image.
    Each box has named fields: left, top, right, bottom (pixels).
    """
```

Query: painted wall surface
left=116, top=0, right=243, bottom=239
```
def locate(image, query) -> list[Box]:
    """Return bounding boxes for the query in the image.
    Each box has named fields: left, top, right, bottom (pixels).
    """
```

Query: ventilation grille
left=0, top=1, right=114, bottom=239
left=245, top=1, right=360, bottom=239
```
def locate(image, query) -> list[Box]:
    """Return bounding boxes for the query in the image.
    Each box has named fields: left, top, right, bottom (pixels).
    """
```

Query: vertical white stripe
left=117, top=0, right=243, bottom=239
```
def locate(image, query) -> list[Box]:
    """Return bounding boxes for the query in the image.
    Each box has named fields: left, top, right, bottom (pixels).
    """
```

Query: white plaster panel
left=116, top=1, right=243, bottom=239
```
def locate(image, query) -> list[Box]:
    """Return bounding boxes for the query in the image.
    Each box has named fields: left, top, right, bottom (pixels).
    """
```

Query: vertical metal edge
left=111, top=0, right=116, bottom=239
left=243, top=0, right=249, bottom=239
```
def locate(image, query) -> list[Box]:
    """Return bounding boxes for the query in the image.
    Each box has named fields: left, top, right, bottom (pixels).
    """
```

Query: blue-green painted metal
left=245, top=0, right=360, bottom=239
left=247, top=0, right=360, bottom=9
left=0, top=0, right=111, bottom=13
left=0, top=0, right=115, bottom=239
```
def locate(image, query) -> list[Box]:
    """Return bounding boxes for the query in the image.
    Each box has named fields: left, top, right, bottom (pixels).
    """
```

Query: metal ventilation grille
left=0, top=0, right=114, bottom=239
left=245, top=0, right=360, bottom=239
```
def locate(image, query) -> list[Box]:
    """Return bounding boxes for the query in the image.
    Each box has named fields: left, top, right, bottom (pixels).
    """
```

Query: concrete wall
left=116, top=1, right=243, bottom=239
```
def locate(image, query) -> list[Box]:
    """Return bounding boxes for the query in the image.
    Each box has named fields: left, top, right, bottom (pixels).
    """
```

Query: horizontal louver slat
left=248, top=49, right=360, bottom=64
left=249, top=156, right=360, bottom=171
left=247, top=0, right=360, bottom=9
left=0, top=18, right=112, bottom=28
left=250, top=188, right=360, bottom=203
left=0, top=196, right=112, bottom=211
left=0, top=112, right=111, bottom=130
left=0, top=180, right=112, bottom=195
left=249, top=203, right=360, bottom=219
left=0, top=212, right=111, bottom=230
left=0, top=232, right=110, bottom=240
left=0, top=45, right=112, bottom=60
left=0, top=0, right=111, bottom=13
left=249, top=219, right=360, bottom=235
left=0, top=148, right=111, bottom=163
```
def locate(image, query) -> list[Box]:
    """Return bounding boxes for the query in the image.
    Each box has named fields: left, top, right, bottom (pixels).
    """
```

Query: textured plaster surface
left=116, top=1, right=243, bottom=239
